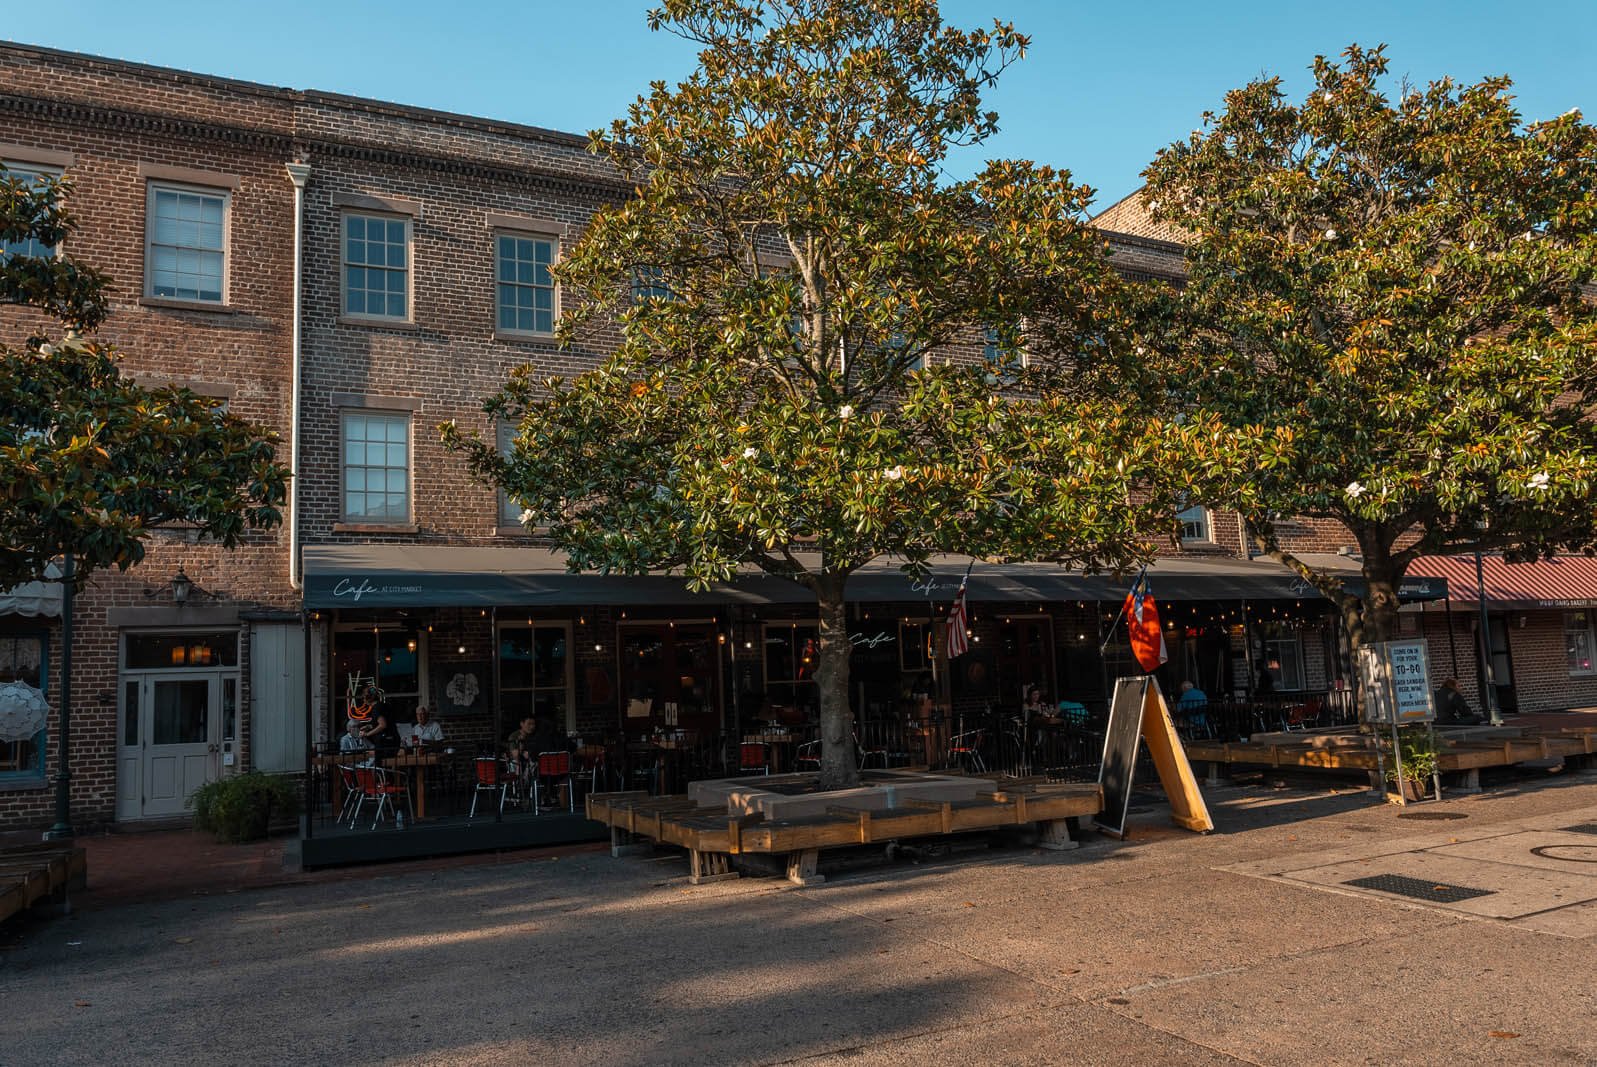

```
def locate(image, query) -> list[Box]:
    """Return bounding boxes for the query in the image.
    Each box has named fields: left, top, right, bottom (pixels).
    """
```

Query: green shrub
left=188, top=772, right=302, bottom=843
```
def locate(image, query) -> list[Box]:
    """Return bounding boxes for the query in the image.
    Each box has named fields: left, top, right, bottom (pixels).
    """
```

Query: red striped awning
left=1410, top=554, right=1597, bottom=610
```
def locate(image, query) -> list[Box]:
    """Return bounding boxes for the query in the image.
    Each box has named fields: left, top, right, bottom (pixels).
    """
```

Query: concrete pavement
left=2, top=773, right=1594, bottom=1065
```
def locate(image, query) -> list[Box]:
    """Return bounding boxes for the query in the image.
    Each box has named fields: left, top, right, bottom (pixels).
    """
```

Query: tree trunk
left=1356, top=532, right=1403, bottom=645
left=815, top=578, right=860, bottom=791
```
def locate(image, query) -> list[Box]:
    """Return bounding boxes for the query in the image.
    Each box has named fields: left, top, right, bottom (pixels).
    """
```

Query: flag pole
left=1099, top=567, right=1144, bottom=653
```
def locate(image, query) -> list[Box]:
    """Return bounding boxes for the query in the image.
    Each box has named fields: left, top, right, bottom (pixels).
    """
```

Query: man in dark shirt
left=1434, top=678, right=1484, bottom=725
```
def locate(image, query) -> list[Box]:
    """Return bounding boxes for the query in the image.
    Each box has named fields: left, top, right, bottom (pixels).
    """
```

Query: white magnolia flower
left=518, top=508, right=536, bottom=526
left=883, top=465, right=904, bottom=481
left=839, top=404, right=855, bottom=420
left=1135, top=346, right=1147, bottom=356
left=1345, top=481, right=1367, bottom=499
left=1522, top=231, right=1534, bottom=241
left=1563, top=108, right=1581, bottom=118
left=1529, top=471, right=1550, bottom=491
left=1324, top=228, right=1338, bottom=240
left=1322, top=91, right=1335, bottom=103
left=1467, top=241, right=1477, bottom=251
left=1146, top=199, right=1159, bottom=211
left=742, top=447, right=757, bottom=459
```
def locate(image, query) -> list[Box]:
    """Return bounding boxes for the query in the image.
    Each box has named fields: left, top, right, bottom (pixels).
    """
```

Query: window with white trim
left=341, top=411, right=411, bottom=523
left=496, top=232, right=556, bottom=335
left=2, top=164, right=60, bottom=259
left=497, top=421, right=526, bottom=528
left=1566, top=611, right=1595, bottom=675
left=343, top=213, right=410, bottom=320
left=146, top=182, right=228, bottom=303
left=630, top=264, right=674, bottom=304
left=0, top=633, right=46, bottom=781
left=1177, top=505, right=1211, bottom=543
left=983, top=325, right=1027, bottom=383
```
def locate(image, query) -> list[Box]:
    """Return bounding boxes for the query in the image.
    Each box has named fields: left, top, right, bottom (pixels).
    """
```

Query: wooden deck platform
left=1, top=842, right=87, bottom=923
left=1185, top=725, right=1597, bottom=785
left=586, top=777, right=1103, bottom=886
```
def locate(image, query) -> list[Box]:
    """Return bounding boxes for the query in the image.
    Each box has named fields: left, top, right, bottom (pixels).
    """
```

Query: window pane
left=387, top=219, right=405, bottom=244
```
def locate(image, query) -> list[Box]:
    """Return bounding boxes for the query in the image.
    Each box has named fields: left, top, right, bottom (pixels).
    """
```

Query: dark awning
left=303, top=545, right=1326, bottom=611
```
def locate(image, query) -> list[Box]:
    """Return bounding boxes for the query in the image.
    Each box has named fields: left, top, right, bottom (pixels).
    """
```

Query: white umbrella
left=0, top=680, right=48, bottom=742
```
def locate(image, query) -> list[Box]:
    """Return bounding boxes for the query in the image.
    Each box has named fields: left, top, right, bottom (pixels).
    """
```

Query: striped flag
left=945, top=573, right=970, bottom=658
left=1124, top=568, right=1169, bottom=674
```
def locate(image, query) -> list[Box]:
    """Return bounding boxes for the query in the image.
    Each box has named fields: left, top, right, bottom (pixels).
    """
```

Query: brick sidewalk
left=24, top=828, right=607, bottom=912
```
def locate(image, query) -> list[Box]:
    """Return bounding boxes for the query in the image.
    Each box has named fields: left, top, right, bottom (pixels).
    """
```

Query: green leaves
left=1142, top=43, right=1597, bottom=639
left=0, top=177, right=289, bottom=588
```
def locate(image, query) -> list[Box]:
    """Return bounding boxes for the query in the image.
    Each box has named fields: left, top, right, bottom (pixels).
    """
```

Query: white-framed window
left=341, top=411, right=411, bottom=523
left=495, top=232, right=557, bottom=335
left=145, top=182, right=228, bottom=303
left=342, top=212, right=410, bottom=320
left=983, top=325, right=1028, bottom=383
left=1, top=164, right=61, bottom=260
left=630, top=264, right=674, bottom=305
left=497, top=421, right=526, bottom=528
left=1178, top=505, right=1211, bottom=543
left=1566, top=611, right=1595, bottom=675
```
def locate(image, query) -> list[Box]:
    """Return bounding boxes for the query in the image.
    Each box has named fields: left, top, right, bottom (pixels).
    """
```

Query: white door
left=119, top=673, right=222, bottom=819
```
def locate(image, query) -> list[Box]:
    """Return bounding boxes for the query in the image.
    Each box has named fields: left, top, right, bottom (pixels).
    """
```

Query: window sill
left=337, top=315, right=417, bottom=331
left=140, top=296, right=237, bottom=314
left=493, top=329, right=557, bottom=345
left=0, top=774, right=47, bottom=793
left=332, top=522, right=419, bottom=535
left=496, top=525, right=546, bottom=538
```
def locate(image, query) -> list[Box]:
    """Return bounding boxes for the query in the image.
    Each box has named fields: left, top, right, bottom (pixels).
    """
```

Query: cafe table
left=314, top=750, right=443, bottom=820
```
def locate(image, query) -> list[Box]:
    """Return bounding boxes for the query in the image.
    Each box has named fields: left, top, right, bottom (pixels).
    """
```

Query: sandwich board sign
left=1357, top=640, right=1434, bottom=725
left=1096, top=676, right=1213, bottom=839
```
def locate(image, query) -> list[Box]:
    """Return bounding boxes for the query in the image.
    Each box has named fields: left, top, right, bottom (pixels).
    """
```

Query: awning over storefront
left=303, top=545, right=1326, bottom=611
left=0, top=565, right=64, bottom=618
left=1290, top=553, right=1448, bottom=603
left=1408, top=554, right=1597, bottom=610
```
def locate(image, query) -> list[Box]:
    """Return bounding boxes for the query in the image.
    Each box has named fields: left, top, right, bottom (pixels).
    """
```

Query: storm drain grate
left=1342, top=874, right=1495, bottom=903
left=1396, top=811, right=1469, bottom=821
left=1559, top=823, right=1597, bottom=835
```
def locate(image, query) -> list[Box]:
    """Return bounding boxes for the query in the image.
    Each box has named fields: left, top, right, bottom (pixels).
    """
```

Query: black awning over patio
left=303, top=544, right=1327, bottom=611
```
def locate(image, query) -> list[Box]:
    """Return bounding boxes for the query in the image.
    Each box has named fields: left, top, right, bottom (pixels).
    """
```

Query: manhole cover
left=1342, top=874, right=1495, bottom=903
left=1396, top=811, right=1468, bottom=821
left=1530, top=845, right=1597, bottom=863
left=1559, top=823, right=1597, bottom=835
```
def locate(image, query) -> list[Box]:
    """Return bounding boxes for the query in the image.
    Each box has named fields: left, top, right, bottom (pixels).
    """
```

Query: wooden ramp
left=587, top=779, right=1102, bottom=886
left=1, top=842, right=87, bottom=923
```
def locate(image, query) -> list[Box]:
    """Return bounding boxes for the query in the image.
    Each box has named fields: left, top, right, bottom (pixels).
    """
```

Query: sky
left=6, top=1, right=1594, bottom=211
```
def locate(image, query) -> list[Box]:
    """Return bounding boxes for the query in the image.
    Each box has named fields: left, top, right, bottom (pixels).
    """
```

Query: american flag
left=945, top=573, right=970, bottom=658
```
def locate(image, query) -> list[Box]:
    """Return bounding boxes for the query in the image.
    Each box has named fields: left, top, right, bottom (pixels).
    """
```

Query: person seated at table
left=1021, top=686, right=1050, bottom=719
left=339, top=721, right=372, bottom=754
left=505, top=715, right=538, bottom=769
left=1434, top=678, right=1484, bottom=725
left=407, top=705, right=444, bottom=748
left=1176, top=680, right=1211, bottom=737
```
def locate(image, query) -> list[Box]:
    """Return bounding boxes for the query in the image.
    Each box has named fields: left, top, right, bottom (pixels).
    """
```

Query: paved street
left=4, top=774, right=1596, bottom=1066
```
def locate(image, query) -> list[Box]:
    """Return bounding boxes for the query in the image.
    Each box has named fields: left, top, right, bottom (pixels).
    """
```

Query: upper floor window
left=341, top=411, right=411, bottom=523
left=1178, top=505, right=1211, bottom=543
left=630, top=265, right=675, bottom=305
left=146, top=183, right=228, bottom=303
left=496, top=233, right=556, bottom=335
left=983, top=326, right=1028, bottom=383
left=1, top=164, right=60, bottom=260
left=343, top=213, right=410, bottom=321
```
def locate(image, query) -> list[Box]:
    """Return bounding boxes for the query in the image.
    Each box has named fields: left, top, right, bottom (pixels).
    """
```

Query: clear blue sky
left=7, top=1, right=1593, bottom=210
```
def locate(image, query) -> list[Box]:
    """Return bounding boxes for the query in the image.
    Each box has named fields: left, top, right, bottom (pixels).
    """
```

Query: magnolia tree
left=0, top=173, right=289, bottom=589
left=1142, top=45, right=1597, bottom=648
left=446, top=0, right=1208, bottom=789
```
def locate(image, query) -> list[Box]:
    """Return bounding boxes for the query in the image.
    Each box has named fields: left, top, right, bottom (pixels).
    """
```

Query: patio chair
left=738, top=741, right=771, bottom=776
left=534, top=750, right=575, bottom=813
left=469, top=756, right=518, bottom=818
left=350, top=765, right=411, bottom=829
left=946, top=729, right=987, bottom=773
left=795, top=739, right=821, bottom=770
left=336, top=763, right=362, bottom=826
left=1281, top=697, right=1322, bottom=732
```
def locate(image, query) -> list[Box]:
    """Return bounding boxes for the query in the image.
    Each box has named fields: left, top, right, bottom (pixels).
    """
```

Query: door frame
left=616, top=618, right=726, bottom=734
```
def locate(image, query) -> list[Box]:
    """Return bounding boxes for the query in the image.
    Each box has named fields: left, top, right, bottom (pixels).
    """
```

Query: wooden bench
left=0, top=842, right=87, bottom=924
left=587, top=780, right=1102, bottom=886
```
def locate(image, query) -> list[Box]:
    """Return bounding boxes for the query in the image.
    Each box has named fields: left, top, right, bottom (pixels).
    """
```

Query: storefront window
left=125, top=632, right=238, bottom=669
left=500, top=624, right=571, bottom=726
left=765, top=623, right=819, bottom=719
left=334, top=627, right=421, bottom=722
left=1566, top=611, right=1595, bottom=675
left=0, top=633, right=47, bottom=779
left=1262, top=635, right=1305, bottom=691
left=898, top=620, right=932, bottom=673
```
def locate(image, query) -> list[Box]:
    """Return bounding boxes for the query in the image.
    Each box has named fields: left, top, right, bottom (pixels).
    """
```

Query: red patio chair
left=336, top=763, right=362, bottom=826
left=534, top=751, right=574, bottom=813
left=739, top=741, right=770, bottom=776
left=795, top=739, right=821, bottom=770
left=947, top=729, right=986, bottom=773
left=469, top=756, right=519, bottom=818
left=350, top=765, right=411, bottom=829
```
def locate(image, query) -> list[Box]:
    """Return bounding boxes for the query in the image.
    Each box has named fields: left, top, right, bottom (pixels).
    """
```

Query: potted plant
left=1382, top=726, right=1445, bottom=801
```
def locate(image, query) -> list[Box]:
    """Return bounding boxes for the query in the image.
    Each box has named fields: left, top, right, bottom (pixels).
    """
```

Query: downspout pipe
left=285, top=161, right=311, bottom=590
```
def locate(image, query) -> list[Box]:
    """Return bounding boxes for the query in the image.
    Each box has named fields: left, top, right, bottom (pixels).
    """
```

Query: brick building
left=4, top=45, right=1590, bottom=844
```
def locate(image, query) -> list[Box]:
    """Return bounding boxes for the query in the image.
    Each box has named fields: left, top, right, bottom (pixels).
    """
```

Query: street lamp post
left=44, top=554, right=74, bottom=841
left=1475, top=549, right=1503, bottom=726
